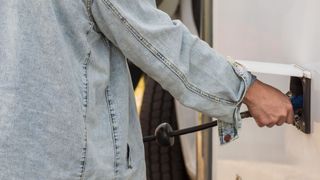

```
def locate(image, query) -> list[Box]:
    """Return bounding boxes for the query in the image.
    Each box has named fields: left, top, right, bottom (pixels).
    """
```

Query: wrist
left=243, top=79, right=260, bottom=106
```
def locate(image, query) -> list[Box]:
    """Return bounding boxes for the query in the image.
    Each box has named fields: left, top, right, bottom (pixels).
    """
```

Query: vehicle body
left=175, top=0, right=320, bottom=179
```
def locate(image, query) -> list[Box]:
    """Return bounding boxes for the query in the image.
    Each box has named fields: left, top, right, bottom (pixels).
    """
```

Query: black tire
left=140, top=76, right=190, bottom=180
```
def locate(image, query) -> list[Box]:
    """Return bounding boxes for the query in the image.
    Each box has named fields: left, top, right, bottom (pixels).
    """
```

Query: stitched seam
left=85, top=0, right=95, bottom=22
left=86, top=22, right=94, bottom=35
left=106, top=86, right=120, bottom=177
left=86, top=0, right=101, bottom=33
left=101, top=0, right=237, bottom=106
left=80, top=53, right=90, bottom=180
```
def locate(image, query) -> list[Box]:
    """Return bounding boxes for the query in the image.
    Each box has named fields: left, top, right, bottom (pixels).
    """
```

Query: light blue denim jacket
left=0, top=0, right=254, bottom=179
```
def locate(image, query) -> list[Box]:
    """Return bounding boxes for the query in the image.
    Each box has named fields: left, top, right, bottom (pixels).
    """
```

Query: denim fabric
left=0, top=0, right=253, bottom=179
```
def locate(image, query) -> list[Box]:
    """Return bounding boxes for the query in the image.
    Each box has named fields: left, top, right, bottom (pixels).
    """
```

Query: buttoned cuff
left=218, top=57, right=256, bottom=145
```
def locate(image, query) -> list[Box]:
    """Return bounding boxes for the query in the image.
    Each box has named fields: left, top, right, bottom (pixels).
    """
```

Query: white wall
left=214, top=0, right=320, bottom=179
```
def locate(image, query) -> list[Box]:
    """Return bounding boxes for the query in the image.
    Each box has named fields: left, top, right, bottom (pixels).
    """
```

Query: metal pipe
left=196, top=0, right=214, bottom=179
left=199, top=0, right=213, bottom=45
left=196, top=114, right=213, bottom=180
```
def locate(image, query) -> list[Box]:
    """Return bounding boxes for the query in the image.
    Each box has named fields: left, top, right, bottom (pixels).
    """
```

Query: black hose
left=143, top=111, right=252, bottom=142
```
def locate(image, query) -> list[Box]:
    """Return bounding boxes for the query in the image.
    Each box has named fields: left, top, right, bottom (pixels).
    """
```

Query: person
left=0, top=0, right=293, bottom=179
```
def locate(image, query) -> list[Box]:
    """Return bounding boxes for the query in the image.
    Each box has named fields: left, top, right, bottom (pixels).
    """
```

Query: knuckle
left=282, top=109, right=288, bottom=115
left=273, top=118, right=279, bottom=124
left=260, top=118, right=269, bottom=125
left=255, top=120, right=265, bottom=127
left=288, top=101, right=293, bottom=108
left=277, top=120, right=284, bottom=126
left=280, top=112, right=287, bottom=120
left=287, top=117, right=294, bottom=124
left=270, top=117, right=278, bottom=124
left=267, top=123, right=275, bottom=128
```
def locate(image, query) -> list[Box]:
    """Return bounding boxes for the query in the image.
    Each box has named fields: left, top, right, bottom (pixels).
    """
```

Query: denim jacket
left=0, top=0, right=254, bottom=179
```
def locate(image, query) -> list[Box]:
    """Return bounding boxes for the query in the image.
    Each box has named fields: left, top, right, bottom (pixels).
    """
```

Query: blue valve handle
left=290, top=95, right=303, bottom=112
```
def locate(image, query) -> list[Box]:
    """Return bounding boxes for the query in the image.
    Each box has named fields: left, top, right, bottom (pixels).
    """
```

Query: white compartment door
left=213, top=0, right=320, bottom=180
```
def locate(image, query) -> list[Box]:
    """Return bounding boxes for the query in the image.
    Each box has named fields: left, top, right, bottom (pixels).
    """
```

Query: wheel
left=140, top=76, right=190, bottom=180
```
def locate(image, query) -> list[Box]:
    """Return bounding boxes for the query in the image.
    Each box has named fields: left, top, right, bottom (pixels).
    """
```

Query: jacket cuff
left=218, top=57, right=256, bottom=145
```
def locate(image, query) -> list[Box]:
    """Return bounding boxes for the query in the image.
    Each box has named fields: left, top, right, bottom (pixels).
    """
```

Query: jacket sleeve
left=91, top=0, right=255, bottom=144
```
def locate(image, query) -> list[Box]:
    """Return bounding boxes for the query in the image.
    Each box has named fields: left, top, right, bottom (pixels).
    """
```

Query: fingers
left=267, top=117, right=285, bottom=128
left=255, top=118, right=276, bottom=128
left=256, top=118, right=285, bottom=128
left=254, top=108, right=292, bottom=128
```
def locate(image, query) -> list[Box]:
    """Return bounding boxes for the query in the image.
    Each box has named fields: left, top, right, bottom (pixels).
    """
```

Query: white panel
left=214, top=0, right=320, bottom=179
left=236, top=60, right=311, bottom=79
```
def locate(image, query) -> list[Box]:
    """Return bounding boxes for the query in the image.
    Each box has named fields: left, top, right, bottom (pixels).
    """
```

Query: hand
left=243, top=80, right=294, bottom=127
